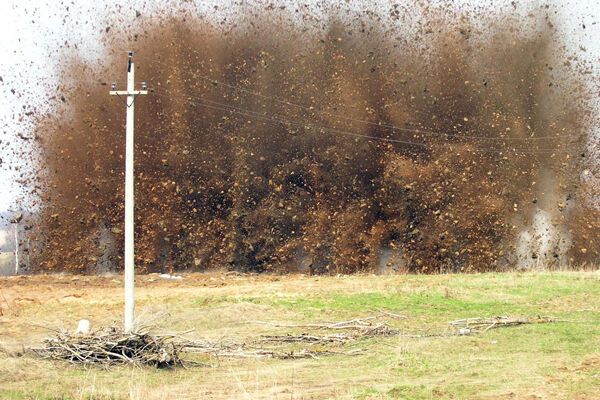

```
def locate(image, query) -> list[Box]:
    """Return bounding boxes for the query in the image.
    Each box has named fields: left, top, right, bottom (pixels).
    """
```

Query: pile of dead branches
left=32, top=327, right=183, bottom=368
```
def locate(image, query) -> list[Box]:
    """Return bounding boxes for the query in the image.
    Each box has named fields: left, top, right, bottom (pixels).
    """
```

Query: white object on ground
left=75, top=319, right=91, bottom=335
left=159, top=273, right=183, bottom=281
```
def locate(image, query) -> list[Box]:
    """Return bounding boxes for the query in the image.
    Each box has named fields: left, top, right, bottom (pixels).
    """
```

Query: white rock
left=75, top=319, right=91, bottom=335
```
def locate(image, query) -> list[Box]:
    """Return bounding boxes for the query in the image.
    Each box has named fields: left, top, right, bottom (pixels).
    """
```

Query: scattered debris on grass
left=180, top=338, right=360, bottom=360
left=258, top=333, right=352, bottom=345
left=449, top=316, right=557, bottom=335
left=251, top=312, right=405, bottom=336
left=31, top=314, right=560, bottom=367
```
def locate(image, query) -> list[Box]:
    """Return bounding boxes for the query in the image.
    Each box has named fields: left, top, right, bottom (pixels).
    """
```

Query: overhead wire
left=152, top=91, right=432, bottom=147
left=100, top=52, right=572, bottom=154
left=154, top=92, right=564, bottom=155
left=148, top=90, right=562, bottom=154
left=131, top=52, right=575, bottom=142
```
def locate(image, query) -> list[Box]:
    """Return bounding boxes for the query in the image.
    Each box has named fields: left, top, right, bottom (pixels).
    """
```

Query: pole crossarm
left=109, top=90, right=149, bottom=96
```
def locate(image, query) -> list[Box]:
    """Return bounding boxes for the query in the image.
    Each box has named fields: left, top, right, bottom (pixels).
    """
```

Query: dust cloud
left=14, top=1, right=600, bottom=273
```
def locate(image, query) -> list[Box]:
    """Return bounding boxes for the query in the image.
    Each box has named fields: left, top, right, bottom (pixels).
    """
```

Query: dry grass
left=0, top=271, right=599, bottom=399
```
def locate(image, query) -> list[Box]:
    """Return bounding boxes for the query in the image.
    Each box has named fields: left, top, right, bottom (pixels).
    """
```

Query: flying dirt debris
left=12, top=2, right=600, bottom=274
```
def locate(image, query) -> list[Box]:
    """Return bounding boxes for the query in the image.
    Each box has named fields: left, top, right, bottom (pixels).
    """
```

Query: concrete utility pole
left=109, top=51, right=148, bottom=333
left=13, top=222, right=18, bottom=275
left=10, top=212, right=22, bottom=275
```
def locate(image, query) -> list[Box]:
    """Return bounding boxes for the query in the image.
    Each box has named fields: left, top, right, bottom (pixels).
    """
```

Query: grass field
left=0, top=271, right=598, bottom=399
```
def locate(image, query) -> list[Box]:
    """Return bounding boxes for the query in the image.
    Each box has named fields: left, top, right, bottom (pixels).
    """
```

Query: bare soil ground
left=0, top=271, right=599, bottom=399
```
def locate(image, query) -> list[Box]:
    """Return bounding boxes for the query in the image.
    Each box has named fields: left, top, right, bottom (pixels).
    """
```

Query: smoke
left=19, top=2, right=599, bottom=273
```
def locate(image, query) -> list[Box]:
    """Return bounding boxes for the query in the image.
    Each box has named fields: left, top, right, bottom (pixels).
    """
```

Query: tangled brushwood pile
left=33, top=327, right=183, bottom=368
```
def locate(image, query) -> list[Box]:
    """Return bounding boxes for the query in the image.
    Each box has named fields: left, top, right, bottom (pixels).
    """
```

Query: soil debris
left=8, top=2, right=599, bottom=274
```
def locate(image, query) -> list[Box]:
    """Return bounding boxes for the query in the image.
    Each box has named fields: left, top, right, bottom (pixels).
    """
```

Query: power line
left=150, top=91, right=562, bottom=154
left=152, top=90, right=564, bottom=154
left=133, top=53, right=576, bottom=142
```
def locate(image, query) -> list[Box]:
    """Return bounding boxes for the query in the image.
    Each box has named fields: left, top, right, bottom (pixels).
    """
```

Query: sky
left=0, top=0, right=599, bottom=213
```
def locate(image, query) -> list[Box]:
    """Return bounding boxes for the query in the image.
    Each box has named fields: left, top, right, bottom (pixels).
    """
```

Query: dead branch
left=179, top=338, right=353, bottom=359
left=448, top=316, right=557, bottom=335
left=258, top=333, right=352, bottom=344
left=249, top=312, right=404, bottom=335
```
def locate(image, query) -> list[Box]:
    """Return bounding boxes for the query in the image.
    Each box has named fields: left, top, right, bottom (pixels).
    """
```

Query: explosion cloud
left=13, top=1, right=599, bottom=274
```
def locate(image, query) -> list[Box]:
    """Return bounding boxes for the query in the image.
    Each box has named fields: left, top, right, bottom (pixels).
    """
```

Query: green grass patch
left=269, top=291, right=536, bottom=319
